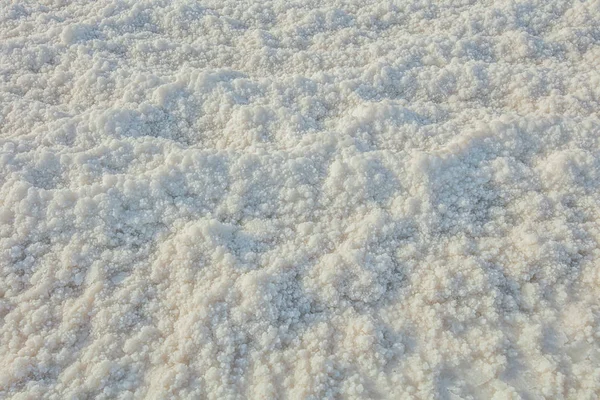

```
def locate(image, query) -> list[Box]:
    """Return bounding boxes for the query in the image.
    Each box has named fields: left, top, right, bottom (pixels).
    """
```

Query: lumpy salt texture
left=1, top=0, right=600, bottom=399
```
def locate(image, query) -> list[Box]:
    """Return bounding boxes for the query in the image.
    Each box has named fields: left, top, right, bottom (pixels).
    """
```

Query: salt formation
left=1, top=0, right=600, bottom=398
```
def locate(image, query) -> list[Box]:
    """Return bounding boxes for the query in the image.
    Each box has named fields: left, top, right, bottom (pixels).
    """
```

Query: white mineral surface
left=1, top=0, right=600, bottom=398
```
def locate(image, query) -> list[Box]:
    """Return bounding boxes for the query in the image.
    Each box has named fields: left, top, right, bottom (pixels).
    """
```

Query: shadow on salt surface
left=99, top=106, right=191, bottom=145
left=340, top=100, right=449, bottom=152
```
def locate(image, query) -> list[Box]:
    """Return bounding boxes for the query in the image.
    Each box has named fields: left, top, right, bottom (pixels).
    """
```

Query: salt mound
left=1, top=1, right=600, bottom=398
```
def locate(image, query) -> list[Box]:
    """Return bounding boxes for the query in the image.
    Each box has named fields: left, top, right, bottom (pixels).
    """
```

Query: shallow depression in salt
left=1, top=1, right=600, bottom=399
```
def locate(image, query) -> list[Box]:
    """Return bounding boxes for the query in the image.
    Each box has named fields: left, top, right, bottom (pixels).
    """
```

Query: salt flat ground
left=1, top=0, right=600, bottom=399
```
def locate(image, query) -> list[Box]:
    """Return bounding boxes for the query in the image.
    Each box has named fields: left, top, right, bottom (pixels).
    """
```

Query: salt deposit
left=1, top=0, right=600, bottom=398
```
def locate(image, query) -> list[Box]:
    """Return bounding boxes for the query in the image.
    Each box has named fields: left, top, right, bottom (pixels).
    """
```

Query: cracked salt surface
left=1, top=0, right=600, bottom=398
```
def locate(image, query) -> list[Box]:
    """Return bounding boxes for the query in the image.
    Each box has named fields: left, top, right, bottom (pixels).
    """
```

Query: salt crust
left=1, top=0, right=600, bottom=398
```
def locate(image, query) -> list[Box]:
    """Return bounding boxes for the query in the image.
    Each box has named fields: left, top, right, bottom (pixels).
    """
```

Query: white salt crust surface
left=1, top=0, right=600, bottom=398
